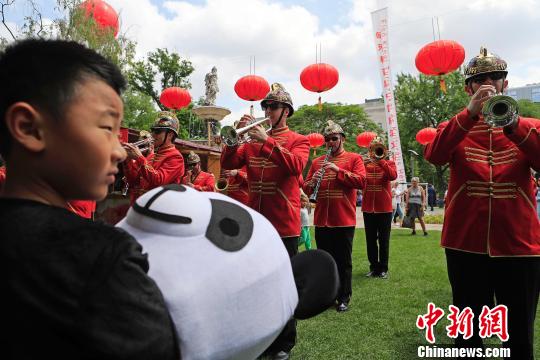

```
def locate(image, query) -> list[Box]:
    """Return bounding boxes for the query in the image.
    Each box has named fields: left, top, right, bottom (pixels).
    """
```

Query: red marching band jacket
left=303, top=150, right=366, bottom=227
left=68, top=200, right=96, bottom=219
left=225, top=168, right=249, bottom=204
left=0, top=166, right=96, bottom=219
left=361, top=159, right=398, bottom=213
left=424, top=108, right=540, bottom=257
left=182, top=171, right=215, bottom=192
left=221, top=127, right=310, bottom=237
left=124, top=144, right=184, bottom=204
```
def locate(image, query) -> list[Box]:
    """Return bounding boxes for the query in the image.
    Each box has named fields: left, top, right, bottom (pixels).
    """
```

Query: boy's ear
left=5, top=102, right=47, bottom=152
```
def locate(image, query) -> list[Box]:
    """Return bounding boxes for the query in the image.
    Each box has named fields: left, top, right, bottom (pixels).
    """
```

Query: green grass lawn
left=293, top=228, right=539, bottom=359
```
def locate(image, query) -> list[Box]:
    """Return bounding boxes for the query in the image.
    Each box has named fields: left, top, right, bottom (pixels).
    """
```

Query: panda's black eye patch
left=206, top=199, right=253, bottom=251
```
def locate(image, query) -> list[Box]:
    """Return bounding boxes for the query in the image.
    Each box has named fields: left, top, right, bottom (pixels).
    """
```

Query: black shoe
left=272, top=351, right=290, bottom=360
left=336, top=302, right=349, bottom=312
left=365, top=271, right=377, bottom=277
left=411, top=231, right=416, bottom=235
left=378, top=271, right=388, bottom=279
left=424, top=231, right=428, bottom=236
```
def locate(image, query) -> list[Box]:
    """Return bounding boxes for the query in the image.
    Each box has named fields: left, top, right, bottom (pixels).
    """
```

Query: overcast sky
left=3, top=0, right=540, bottom=124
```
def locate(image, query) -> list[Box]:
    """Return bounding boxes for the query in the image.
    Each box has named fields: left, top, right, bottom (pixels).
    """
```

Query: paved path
left=308, top=206, right=444, bottom=231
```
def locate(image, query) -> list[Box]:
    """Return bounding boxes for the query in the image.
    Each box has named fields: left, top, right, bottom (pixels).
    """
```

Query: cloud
left=107, top=0, right=540, bottom=124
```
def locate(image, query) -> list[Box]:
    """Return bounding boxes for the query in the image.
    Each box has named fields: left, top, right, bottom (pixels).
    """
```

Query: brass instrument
left=220, top=117, right=271, bottom=146
left=482, top=94, right=519, bottom=128
left=309, top=147, right=332, bottom=203
left=366, top=139, right=391, bottom=162
left=129, top=137, right=154, bottom=152
left=215, top=175, right=229, bottom=192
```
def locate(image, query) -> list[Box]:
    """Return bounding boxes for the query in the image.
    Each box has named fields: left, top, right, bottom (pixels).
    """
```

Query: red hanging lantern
left=300, top=63, right=339, bottom=110
left=80, top=0, right=120, bottom=37
left=356, top=132, right=377, bottom=148
left=415, top=40, right=465, bottom=93
left=160, top=87, right=191, bottom=110
left=234, top=75, right=270, bottom=101
left=415, top=127, right=437, bottom=145
left=234, top=75, right=270, bottom=115
left=306, top=133, right=325, bottom=148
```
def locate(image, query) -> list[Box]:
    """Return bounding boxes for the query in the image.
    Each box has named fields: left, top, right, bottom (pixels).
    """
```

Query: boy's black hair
left=0, top=39, right=127, bottom=157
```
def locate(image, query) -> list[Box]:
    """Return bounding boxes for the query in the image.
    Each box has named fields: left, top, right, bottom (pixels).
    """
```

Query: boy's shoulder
left=0, top=198, right=138, bottom=255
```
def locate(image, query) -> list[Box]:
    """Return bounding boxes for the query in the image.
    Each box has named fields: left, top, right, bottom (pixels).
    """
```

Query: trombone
left=220, top=117, right=271, bottom=146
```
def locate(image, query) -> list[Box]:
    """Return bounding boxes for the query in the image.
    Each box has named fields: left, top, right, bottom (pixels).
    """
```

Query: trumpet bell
left=482, top=95, right=519, bottom=128
left=220, top=117, right=271, bottom=146
left=220, top=126, right=239, bottom=147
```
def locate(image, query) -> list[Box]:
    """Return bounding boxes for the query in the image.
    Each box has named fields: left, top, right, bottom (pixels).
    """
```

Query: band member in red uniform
left=182, top=151, right=215, bottom=192
left=216, top=167, right=249, bottom=204
left=221, top=83, right=310, bottom=360
left=303, top=120, right=366, bottom=312
left=123, top=111, right=184, bottom=202
left=122, top=130, right=154, bottom=204
left=424, top=47, right=540, bottom=358
left=361, top=137, right=397, bottom=280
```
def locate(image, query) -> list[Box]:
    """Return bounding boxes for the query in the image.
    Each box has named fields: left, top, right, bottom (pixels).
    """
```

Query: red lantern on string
left=160, top=87, right=191, bottom=110
left=415, top=40, right=465, bottom=93
left=234, top=75, right=270, bottom=101
left=234, top=75, right=270, bottom=115
left=415, top=127, right=437, bottom=145
left=300, top=63, right=339, bottom=110
left=306, top=133, right=325, bottom=148
left=80, top=0, right=120, bottom=37
left=356, top=132, right=377, bottom=148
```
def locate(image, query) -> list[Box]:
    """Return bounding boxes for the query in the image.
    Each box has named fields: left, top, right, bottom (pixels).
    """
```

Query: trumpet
left=482, top=94, right=519, bottom=128
left=220, top=117, right=271, bottom=146
left=368, top=140, right=390, bottom=162
left=123, top=137, right=154, bottom=153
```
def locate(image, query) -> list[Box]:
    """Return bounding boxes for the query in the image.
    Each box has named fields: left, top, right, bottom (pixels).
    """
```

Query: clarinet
left=309, top=147, right=333, bottom=203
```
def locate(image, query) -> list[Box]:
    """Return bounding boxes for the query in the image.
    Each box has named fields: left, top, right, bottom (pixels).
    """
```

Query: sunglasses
left=471, top=72, right=505, bottom=84
left=151, top=128, right=165, bottom=135
left=261, top=102, right=284, bottom=111
left=325, top=136, right=340, bottom=142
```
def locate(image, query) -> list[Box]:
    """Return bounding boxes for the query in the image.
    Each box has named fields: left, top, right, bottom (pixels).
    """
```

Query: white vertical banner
left=371, top=7, right=407, bottom=184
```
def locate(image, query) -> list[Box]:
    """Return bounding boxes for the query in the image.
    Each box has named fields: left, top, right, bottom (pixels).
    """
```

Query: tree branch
left=1, top=0, right=17, bottom=41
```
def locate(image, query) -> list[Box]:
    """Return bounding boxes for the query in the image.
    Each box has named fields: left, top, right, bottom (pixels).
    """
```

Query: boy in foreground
left=0, top=39, right=179, bottom=359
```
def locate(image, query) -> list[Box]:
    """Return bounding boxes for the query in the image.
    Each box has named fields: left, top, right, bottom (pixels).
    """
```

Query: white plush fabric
left=117, top=186, right=298, bottom=360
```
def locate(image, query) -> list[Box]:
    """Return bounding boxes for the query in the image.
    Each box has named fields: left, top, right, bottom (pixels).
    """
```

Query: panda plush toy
left=116, top=184, right=338, bottom=360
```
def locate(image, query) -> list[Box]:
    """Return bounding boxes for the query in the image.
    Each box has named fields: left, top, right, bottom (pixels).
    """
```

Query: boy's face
left=43, top=78, right=126, bottom=201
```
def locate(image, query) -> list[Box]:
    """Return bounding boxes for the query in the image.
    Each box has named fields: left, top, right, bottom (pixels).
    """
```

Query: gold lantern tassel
left=439, top=77, right=447, bottom=93
left=318, top=96, right=322, bottom=111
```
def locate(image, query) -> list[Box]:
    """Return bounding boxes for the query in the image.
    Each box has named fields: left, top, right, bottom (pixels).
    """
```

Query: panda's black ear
left=291, top=250, right=339, bottom=320
left=205, top=199, right=253, bottom=251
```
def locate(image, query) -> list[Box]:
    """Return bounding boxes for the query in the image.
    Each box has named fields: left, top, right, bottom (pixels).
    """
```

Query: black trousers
left=265, top=236, right=298, bottom=354
left=315, top=226, right=355, bottom=303
left=363, top=212, right=393, bottom=273
left=446, top=249, right=540, bottom=360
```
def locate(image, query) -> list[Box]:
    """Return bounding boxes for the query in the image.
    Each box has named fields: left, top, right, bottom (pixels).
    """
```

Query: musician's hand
left=123, top=143, right=143, bottom=160
left=467, top=84, right=497, bottom=118
left=313, top=169, right=324, bottom=181
left=323, top=162, right=339, bottom=173
left=248, top=124, right=269, bottom=143
left=222, top=169, right=238, bottom=177
left=238, top=114, right=254, bottom=129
